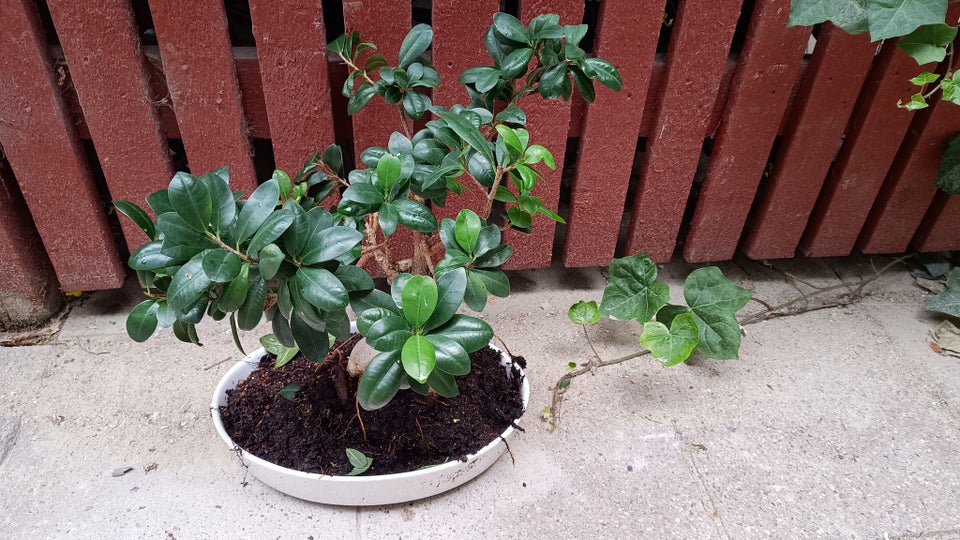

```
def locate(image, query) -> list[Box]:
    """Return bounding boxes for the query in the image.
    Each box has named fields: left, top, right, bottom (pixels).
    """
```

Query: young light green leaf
left=909, top=71, right=941, bottom=85
left=402, top=335, right=436, bottom=383
left=274, top=345, right=299, bottom=368
left=523, top=144, right=556, bottom=169
left=273, top=170, right=293, bottom=199
left=402, top=275, right=439, bottom=328
left=600, top=253, right=670, bottom=322
left=376, top=154, right=402, bottom=193
left=455, top=209, right=483, bottom=254
left=684, top=267, right=752, bottom=360
left=345, top=448, right=373, bottom=475
left=640, top=313, right=700, bottom=366
left=568, top=300, right=601, bottom=325
left=899, top=92, right=929, bottom=110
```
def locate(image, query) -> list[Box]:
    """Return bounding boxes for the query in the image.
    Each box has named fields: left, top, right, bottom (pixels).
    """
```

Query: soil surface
left=219, top=334, right=526, bottom=475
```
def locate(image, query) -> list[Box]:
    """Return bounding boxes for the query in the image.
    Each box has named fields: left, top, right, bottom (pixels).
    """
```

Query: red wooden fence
left=2, top=0, right=959, bottom=315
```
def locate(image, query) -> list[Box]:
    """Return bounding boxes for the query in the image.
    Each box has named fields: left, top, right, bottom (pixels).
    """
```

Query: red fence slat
left=741, top=26, right=875, bottom=260
left=857, top=98, right=960, bottom=253
left=46, top=0, right=174, bottom=250
left=432, top=0, right=499, bottom=221
left=623, top=0, right=743, bottom=263
left=562, top=0, right=664, bottom=267
left=148, top=1, right=256, bottom=191
left=249, top=0, right=335, bottom=175
left=799, top=42, right=917, bottom=257
left=682, top=0, right=808, bottom=263
left=0, top=0, right=124, bottom=291
left=914, top=191, right=960, bottom=252
left=503, top=0, right=583, bottom=270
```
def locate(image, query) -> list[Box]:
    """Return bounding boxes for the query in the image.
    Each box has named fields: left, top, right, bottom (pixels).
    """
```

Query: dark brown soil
left=218, top=334, right=526, bottom=475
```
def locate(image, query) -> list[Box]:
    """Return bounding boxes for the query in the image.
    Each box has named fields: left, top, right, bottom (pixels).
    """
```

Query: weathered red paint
left=249, top=0, right=335, bottom=176
left=148, top=0, right=256, bottom=191
left=741, top=26, right=875, bottom=260
left=0, top=0, right=125, bottom=291
left=0, top=159, right=64, bottom=329
left=502, top=0, right=583, bottom=270
left=563, top=0, right=664, bottom=267
left=46, top=0, right=174, bottom=251
left=857, top=97, right=960, bottom=253
left=624, top=0, right=743, bottom=263
left=683, top=0, right=808, bottom=263
left=799, top=42, right=917, bottom=257
left=431, top=0, right=499, bottom=222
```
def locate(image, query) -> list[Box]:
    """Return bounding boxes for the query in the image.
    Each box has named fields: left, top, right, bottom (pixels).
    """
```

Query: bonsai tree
left=116, top=13, right=624, bottom=410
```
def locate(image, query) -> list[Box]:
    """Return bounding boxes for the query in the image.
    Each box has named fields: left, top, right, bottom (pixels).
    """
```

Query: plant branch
left=208, top=233, right=257, bottom=264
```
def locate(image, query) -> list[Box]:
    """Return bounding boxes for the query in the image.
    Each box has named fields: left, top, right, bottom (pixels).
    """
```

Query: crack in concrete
left=681, top=443, right=730, bottom=540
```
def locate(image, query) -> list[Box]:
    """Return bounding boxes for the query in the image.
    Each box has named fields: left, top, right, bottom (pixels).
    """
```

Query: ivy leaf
left=927, top=267, right=960, bottom=317
left=684, top=267, right=752, bottom=360
left=899, top=92, right=929, bottom=110
left=867, top=0, right=946, bottom=42
left=278, top=383, right=302, bottom=402
left=898, top=24, right=958, bottom=65
left=940, top=73, right=960, bottom=105
left=909, top=71, right=941, bottom=85
left=600, top=253, right=670, bottom=322
left=568, top=300, right=600, bottom=325
left=345, top=448, right=373, bottom=475
left=935, top=134, right=960, bottom=195
left=640, top=313, right=700, bottom=367
left=787, top=0, right=869, bottom=34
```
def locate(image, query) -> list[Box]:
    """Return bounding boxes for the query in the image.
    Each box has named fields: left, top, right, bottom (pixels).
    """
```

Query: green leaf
left=126, top=300, right=158, bottom=342
left=156, top=212, right=208, bottom=248
left=685, top=267, right=752, bottom=359
left=529, top=13, right=565, bottom=39
left=168, top=172, right=211, bottom=232
left=909, top=71, right=941, bottom=85
left=358, top=350, right=404, bottom=410
left=655, top=304, right=691, bottom=328
left=237, top=277, right=267, bottom=330
left=568, top=300, right=601, bottom=325
left=257, top=243, right=284, bottom=280
left=898, top=24, right=958, bottom=65
left=235, top=179, right=280, bottom=243
left=218, top=264, right=250, bottom=312
left=201, top=250, right=242, bottom=283
left=582, top=57, right=622, bottom=91
left=464, top=270, right=488, bottom=311
left=539, top=63, right=567, bottom=99
left=425, top=334, right=470, bottom=376
left=787, top=0, right=869, bottom=34
left=600, top=253, right=670, bottom=322
left=492, top=12, right=529, bottom=44
left=395, top=199, right=437, bottom=232
left=474, top=244, right=512, bottom=268
left=167, top=253, right=212, bottom=312
left=455, top=209, right=482, bottom=254
left=474, top=68, right=501, bottom=93
left=402, top=335, right=436, bottom=383
left=472, top=269, right=510, bottom=297
left=424, top=267, right=467, bottom=331
left=398, top=24, right=433, bottom=68
left=300, top=226, right=363, bottom=264
left=172, top=320, right=201, bottom=345
left=290, top=312, right=330, bottom=362
left=376, top=154, right=402, bottom=193
left=279, top=383, right=302, bottom=402
left=524, top=144, right=556, bottom=169
left=345, top=448, right=373, bottom=475
left=129, top=241, right=179, bottom=271
left=867, top=0, right=946, bottom=41
left=272, top=312, right=296, bottom=347
left=348, top=83, right=376, bottom=115
left=334, top=264, right=375, bottom=292
left=113, top=200, right=155, bottom=240
left=365, top=313, right=413, bottom=351
left=246, top=208, right=294, bottom=255
left=284, top=206, right=333, bottom=257
left=426, top=369, right=458, bottom=398
left=941, top=75, right=960, bottom=105
left=494, top=106, right=526, bottom=125
left=433, top=314, right=492, bottom=353
left=199, top=169, right=236, bottom=233
left=378, top=201, right=399, bottom=236
left=273, top=170, right=292, bottom=199
left=429, top=107, right=494, bottom=164
left=402, top=91, right=430, bottom=120
left=501, top=47, right=533, bottom=79
left=296, top=267, right=349, bottom=311
left=274, top=344, right=299, bottom=368
left=571, top=66, right=596, bottom=102
left=496, top=124, right=524, bottom=157
left=260, top=333, right=285, bottom=355
left=146, top=189, right=174, bottom=216
left=402, top=275, right=439, bottom=328
left=564, top=24, right=589, bottom=46
left=506, top=206, right=532, bottom=229
left=350, top=289, right=399, bottom=317
left=900, top=92, right=929, bottom=110
left=640, top=313, right=700, bottom=367
left=936, top=134, right=960, bottom=195
left=927, top=267, right=960, bottom=316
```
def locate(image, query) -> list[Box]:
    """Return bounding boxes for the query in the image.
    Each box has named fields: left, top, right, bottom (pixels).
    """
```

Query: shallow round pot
left=210, top=342, right=529, bottom=506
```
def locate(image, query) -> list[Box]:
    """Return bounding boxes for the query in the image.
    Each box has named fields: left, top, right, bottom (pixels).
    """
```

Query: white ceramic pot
left=210, top=342, right=528, bottom=506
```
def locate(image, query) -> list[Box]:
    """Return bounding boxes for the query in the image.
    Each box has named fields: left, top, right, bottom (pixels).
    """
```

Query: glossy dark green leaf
left=564, top=23, right=589, bottom=46
left=235, top=179, right=280, bottom=243
left=357, top=307, right=398, bottom=336
left=582, top=57, right=622, bottom=91
left=424, top=267, right=467, bottom=331
left=246, top=208, right=294, bottom=255
left=201, top=250, right=242, bottom=283
left=379, top=201, right=399, bottom=236
left=199, top=169, right=236, bottom=233
left=237, top=276, right=267, bottom=330
left=341, top=183, right=384, bottom=205
left=172, top=320, right=201, bottom=345
left=429, top=106, right=494, bottom=164
left=257, top=243, right=285, bottom=280
left=395, top=199, right=437, bottom=232
left=347, top=83, right=376, bottom=115
left=571, top=65, right=596, bottom=103
left=335, top=264, right=375, bottom=292
left=168, top=172, right=212, bottom=232
left=539, top=63, right=567, bottom=99
left=365, top=313, right=413, bottom=352
left=473, top=224, right=502, bottom=258
left=126, top=300, right=158, bottom=342
left=474, top=68, right=502, bottom=93
left=272, top=313, right=296, bottom=347
left=506, top=206, right=532, bottom=229
left=402, top=335, right=436, bottom=383
left=474, top=244, right=512, bottom=268
left=685, top=266, right=752, bottom=359
left=402, top=91, right=430, bottom=120
left=426, top=334, right=470, bottom=376
left=529, top=13, right=563, bottom=39
left=156, top=212, right=207, bottom=246
left=358, top=350, right=404, bottom=410
left=113, top=200, right=155, bottom=240
left=218, top=263, right=250, bottom=312
left=146, top=189, right=174, bottom=216
left=176, top=294, right=208, bottom=324
left=401, top=275, right=438, bottom=328
left=300, top=226, right=364, bottom=265
left=290, top=312, right=330, bottom=362
left=167, top=253, right=212, bottom=311
left=284, top=206, right=334, bottom=258
left=297, top=267, right=349, bottom=311
left=493, top=12, right=529, bottom=44
left=494, top=106, right=526, bottom=125
left=464, top=270, right=488, bottom=312
left=413, top=138, right=448, bottom=165
left=454, top=209, right=482, bottom=254
left=426, top=368, right=458, bottom=398
left=501, top=47, right=533, bottom=79
left=350, top=289, right=399, bottom=316
left=433, top=314, right=492, bottom=353
left=473, top=268, right=509, bottom=297
left=129, top=241, right=180, bottom=271
left=398, top=23, right=433, bottom=68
